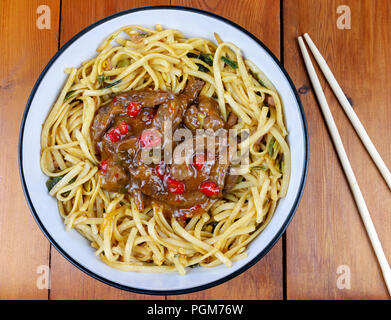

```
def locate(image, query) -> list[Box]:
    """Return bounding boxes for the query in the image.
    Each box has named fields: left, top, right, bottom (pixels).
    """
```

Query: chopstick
left=302, top=33, right=391, bottom=190
left=298, top=35, right=391, bottom=296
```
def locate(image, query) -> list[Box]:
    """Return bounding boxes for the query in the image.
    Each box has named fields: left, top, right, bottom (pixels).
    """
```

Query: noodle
left=40, top=24, right=291, bottom=274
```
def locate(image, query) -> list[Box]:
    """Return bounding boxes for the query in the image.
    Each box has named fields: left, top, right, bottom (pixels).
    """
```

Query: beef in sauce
left=91, top=78, right=236, bottom=220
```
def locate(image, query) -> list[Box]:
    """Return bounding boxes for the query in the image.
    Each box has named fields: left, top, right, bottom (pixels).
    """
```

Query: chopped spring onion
left=221, top=56, right=238, bottom=69
left=63, top=90, right=75, bottom=102
left=268, top=137, right=276, bottom=157
left=104, top=79, right=122, bottom=89
left=187, top=52, right=213, bottom=66
left=98, top=74, right=110, bottom=86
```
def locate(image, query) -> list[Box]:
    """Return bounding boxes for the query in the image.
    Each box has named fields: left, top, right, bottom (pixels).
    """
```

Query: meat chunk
left=153, top=78, right=204, bottom=131
left=227, top=112, right=238, bottom=128
left=101, top=158, right=128, bottom=192
left=183, top=96, right=225, bottom=131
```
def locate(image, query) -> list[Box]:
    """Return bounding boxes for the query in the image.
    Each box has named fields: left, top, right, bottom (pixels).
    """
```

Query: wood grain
left=0, top=0, right=60, bottom=299
left=169, top=0, right=283, bottom=300
left=49, top=0, right=168, bottom=300
left=284, top=0, right=391, bottom=299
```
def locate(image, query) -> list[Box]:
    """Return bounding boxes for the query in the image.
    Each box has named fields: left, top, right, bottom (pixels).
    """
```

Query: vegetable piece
left=155, top=161, right=166, bottom=179
left=64, top=90, right=75, bottom=102
left=193, top=154, right=205, bottom=171
left=100, top=160, right=108, bottom=173
left=221, top=56, right=238, bottom=69
left=187, top=52, right=213, bottom=66
left=106, top=122, right=128, bottom=143
left=268, top=137, right=276, bottom=157
left=46, top=175, right=76, bottom=192
left=127, top=101, right=142, bottom=117
left=200, top=181, right=219, bottom=197
left=104, top=79, right=122, bottom=89
left=106, top=128, right=121, bottom=142
left=140, top=128, right=161, bottom=149
left=46, top=176, right=64, bottom=192
left=196, top=63, right=209, bottom=73
left=166, top=177, right=185, bottom=194
left=189, top=263, right=200, bottom=268
left=98, top=75, right=109, bottom=86
left=249, top=69, right=266, bottom=87
left=117, top=59, right=130, bottom=68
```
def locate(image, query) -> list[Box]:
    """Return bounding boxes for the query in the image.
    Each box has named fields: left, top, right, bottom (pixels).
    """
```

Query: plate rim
left=18, top=4, right=309, bottom=295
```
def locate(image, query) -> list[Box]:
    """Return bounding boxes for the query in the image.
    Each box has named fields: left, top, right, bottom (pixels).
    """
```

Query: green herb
left=104, top=79, right=122, bottom=89
left=187, top=52, right=213, bottom=66
left=70, top=177, right=77, bottom=184
left=211, top=221, right=219, bottom=232
left=46, top=175, right=76, bottom=193
left=256, top=77, right=266, bottom=88
left=98, top=74, right=110, bottom=87
left=196, top=63, right=209, bottom=73
left=268, top=137, right=276, bottom=157
left=174, top=254, right=180, bottom=258
left=64, top=90, right=75, bottom=102
left=221, top=56, right=238, bottom=69
left=189, top=263, right=200, bottom=268
left=249, top=69, right=266, bottom=87
left=117, top=59, right=130, bottom=68
left=46, top=176, right=63, bottom=191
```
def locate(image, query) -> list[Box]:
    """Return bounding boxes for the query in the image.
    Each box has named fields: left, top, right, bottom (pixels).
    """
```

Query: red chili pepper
left=127, top=101, right=142, bottom=117
left=140, top=128, right=161, bottom=149
left=100, top=160, right=108, bottom=173
left=155, top=162, right=166, bottom=179
left=112, top=96, right=117, bottom=103
left=107, top=129, right=120, bottom=142
left=117, top=121, right=128, bottom=134
left=167, top=177, right=185, bottom=194
left=193, top=154, right=205, bottom=171
left=200, top=181, right=219, bottom=197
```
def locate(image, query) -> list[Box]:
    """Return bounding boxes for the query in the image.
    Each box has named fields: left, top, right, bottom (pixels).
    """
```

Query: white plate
left=19, top=5, right=308, bottom=295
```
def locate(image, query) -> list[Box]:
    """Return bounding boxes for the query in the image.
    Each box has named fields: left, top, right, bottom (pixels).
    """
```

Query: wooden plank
left=284, top=0, right=391, bottom=299
left=0, top=0, right=60, bottom=299
left=169, top=0, right=283, bottom=300
left=49, top=0, right=168, bottom=300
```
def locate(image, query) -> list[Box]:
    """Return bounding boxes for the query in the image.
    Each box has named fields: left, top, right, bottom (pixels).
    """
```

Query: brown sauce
left=91, top=78, right=237, bottom=220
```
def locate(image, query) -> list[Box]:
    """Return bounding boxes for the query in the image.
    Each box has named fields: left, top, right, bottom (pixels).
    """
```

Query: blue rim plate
left=19, top=5, right=308, bottom=295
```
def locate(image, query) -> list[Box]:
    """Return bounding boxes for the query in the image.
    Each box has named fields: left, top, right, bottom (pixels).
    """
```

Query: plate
left=19, top=5, right=308, bottom=295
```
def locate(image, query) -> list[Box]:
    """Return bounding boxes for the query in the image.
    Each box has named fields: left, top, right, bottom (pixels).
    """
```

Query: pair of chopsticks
left=298, top=33, right=391, bottom=295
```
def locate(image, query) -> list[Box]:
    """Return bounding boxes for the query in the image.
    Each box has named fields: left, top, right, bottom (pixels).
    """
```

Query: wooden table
left=1, top=0, right=390, bottom=300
